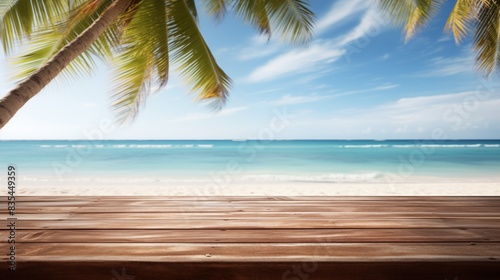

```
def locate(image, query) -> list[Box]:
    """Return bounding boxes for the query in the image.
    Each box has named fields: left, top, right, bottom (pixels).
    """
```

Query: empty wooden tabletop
left=1, top=196, right=499, bottom=279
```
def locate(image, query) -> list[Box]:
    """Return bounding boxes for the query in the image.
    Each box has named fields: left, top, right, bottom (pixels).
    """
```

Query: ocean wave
left=37, top=144, right=214, bottom=149
left=127, top=144, right=173, bottom=148
left=238, top=173, right=384, bottom=182
left=393, top=145, right=416, bottom=148
left=394, top=144, right=485, bottom=148
left=343, top=145, right=389, bottom=148
left=18, top=173, right=385, bottom=184
left=36, top=143, right=500, bottom=149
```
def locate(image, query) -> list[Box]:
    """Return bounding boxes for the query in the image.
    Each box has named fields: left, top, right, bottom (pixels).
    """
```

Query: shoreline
left=14, top=181, right=500, bottom=196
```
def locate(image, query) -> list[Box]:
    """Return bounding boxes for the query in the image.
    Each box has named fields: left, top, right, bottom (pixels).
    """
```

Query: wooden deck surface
left=1, top=196, right=499, bottom=279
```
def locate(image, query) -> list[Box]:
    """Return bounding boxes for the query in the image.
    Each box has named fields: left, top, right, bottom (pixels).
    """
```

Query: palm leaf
left=264, top=0, right=315, bottom=44
left=0, top=0, right=72, bottom=53
left=185, top=0, right=199, bottom=21
left=231, top=0, right=271, bottom=37
left=473, top=0, right=500, bottom=76
left=112, top=0, right=169, bottom=123
left=378, top=0, right=441, bottom=41
left=168, top=0, right=231, bottom=109
left=445, top=0, right=474, bottom=43
left=203, top=0, right=227, bottom=21
left=8, top=0, right=118, bottom=84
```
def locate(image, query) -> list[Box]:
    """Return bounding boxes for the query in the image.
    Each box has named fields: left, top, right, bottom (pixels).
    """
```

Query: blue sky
left=1, top=0, right=500, bottom=140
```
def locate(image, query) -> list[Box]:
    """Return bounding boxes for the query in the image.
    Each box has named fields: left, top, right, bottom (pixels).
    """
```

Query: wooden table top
left=1, top=196, right=499, bottom=279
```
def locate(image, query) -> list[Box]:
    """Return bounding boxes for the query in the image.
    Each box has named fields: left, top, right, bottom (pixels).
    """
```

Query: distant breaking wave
left=18, top=172, right=385, bottom=184
left=39, top=144, right=215, bottom=149
left=37, top=143, right=500, bottom=149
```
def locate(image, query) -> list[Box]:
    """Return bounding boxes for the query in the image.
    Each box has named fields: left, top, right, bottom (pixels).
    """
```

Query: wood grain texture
left=0, top=196, right=499, bottom=279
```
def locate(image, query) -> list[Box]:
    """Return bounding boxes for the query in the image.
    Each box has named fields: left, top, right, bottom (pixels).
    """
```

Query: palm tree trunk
left=0, top=0, right=132, bottom=129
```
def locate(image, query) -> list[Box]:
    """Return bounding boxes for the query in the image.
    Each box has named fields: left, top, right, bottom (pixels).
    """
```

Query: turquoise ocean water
left=1, top=140, right=500, bottom=184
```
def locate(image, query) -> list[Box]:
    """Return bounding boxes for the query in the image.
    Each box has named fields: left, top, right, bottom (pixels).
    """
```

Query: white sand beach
left=15, top=179, right=500, bottom=196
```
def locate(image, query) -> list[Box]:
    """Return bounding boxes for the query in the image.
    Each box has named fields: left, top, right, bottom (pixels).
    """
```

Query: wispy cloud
left=172, top=106, right=247, bottom=122
left=291, top=91, right=500, bottom=138
left=333, top=83, right=399, bottom=98
left=419, top=55, right=474, bottom=77
left=315, top=0, right=370, bottom=34
left=238, top=35, right=281, bottom=61
left=269, top=94, right=332, bottom=106
left=379, top=53, right=390, bottom=61
left=372, top=84, right=399, bottom=90
left=245, top=3, right=387, bottom=83
left=246, top=42, right=345, bottom=82
left=336, top=7, right=385, bottom=46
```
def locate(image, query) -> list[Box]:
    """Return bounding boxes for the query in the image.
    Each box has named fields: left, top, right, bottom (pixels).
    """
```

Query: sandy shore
left=14, top=180, right=500, bottom=196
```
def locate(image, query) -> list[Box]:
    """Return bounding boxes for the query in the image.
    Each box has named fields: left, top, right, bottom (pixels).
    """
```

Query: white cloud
left=380, top=53, right=390, bottom=61
left=288, top=91, right=500, bottom=138
left=172, top=106, right=246, bottom=122
left=269, top=94, right=331, bottom=106
left=239, top=0, right=372, bottom=62
left=245, top=4, right=388, bottom=83
left=246, top=43, right=345, bottom=82
left=316, top=0, right=370, bottom=34
left=333, top=83, right=399, bottom=98
left=238, top=35, right=281, bottom=61
left=336, top=7, right=386, bottom=46
left=218, top=107, right=247, bottom=116
left=437, top=35, right=453, bottom=43
left=421, top=55, right=474, bottom=77
left=373, top=84, right=399, bottom=90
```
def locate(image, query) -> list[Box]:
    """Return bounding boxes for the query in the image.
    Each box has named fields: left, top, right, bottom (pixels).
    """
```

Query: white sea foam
left=239, top=173, right=383, bottom=183
left=129, top=144, right=172, bottom=148
left=466, top=144, right=481, bottom=148
left=393, top=145, right=416, bottom=148
left=343, top=145, right=389, bottom=148
left=197, top=144, right=214, bottom=148
left=71, top=145, right=87, bottom=148
left=19, top=173, right=385, bottom=184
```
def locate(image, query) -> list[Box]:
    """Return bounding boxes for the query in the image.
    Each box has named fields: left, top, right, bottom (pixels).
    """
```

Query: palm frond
left=185, top=0, right=199, bottom=22
left=112, top=0, right=169, bottom=123
left=230, top=0, right=271, bottom=37
left=264, top=0, right=315, bottom=44
left=378, top=0, right=441, bottom=41
left=473, top=0, right=500, bottom=76
left=168, top=0, right=231, bottom=109
left=445, top=0, right=474, bottom=43
left=0, top=0, right=72, bottom=53
left=203, top=0, right=227, bottom=21
left=8, top=0, right=118, bottom=84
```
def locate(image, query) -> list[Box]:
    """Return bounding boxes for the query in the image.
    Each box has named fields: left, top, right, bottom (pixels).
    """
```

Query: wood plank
left=3, top=261, right=500, bottom=280
left=7, top=211, right=500, bottom=220
left=10, top=196, right=500, bottom=202
left=4, top=205, right=500, bottom=214
left=7, top=218, right=500, bottom=229
left=1, top=195, right=499, bottom=280
left=14, top=228, right=500, bottom=243
left=3, top=200, right=499, bottom=207
left=2, top=243, right=499, bottom=262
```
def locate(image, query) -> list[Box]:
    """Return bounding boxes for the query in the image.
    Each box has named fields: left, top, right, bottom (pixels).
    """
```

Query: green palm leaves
left=379, top=0, right=500, bottom=77
left=0, top=0, right=315, bottom=124
left=112, top=0, right=170, bottom=122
